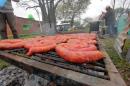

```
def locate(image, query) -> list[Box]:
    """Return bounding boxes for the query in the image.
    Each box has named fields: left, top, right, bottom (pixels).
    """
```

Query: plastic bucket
left=0, top=0, right=7, bottom=7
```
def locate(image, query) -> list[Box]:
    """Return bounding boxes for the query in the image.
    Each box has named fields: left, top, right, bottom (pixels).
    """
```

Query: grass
left=0, top=59, right=9, bottom=70
left=101, top=37, right=130, bottom=85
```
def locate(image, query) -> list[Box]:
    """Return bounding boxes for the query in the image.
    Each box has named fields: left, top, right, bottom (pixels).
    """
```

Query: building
left=57, top=23, right=71, bottom=31
left=7, top=16, right=41, bottom=36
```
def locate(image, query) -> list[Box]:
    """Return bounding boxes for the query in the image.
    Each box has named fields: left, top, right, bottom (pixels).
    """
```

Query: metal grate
left=7, top=48, right=110, bottom=80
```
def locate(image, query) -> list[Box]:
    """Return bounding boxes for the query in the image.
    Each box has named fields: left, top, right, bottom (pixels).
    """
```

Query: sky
left=81, top=0, right=111, bottom=20
left=12, top=0, right=113, bottom=21
left=12, top=2, right=40, bottom=20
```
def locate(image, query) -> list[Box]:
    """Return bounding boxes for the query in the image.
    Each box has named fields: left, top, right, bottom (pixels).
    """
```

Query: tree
left=56, top=0, right=90, bottom=27
left=115, top=7, right=125, bottom=20
left=28, top=14, right=35, bottom=20
left=17, top=0, right=62, bottom=35
left=111, top=0, right=130, bottom=20
left=111, top=0, right=115, bottom=9
left=83, top=17, right=93, bottom=23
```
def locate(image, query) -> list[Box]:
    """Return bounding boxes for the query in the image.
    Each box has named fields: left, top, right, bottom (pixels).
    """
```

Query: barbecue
left=0, top=33, right=126, bottom=86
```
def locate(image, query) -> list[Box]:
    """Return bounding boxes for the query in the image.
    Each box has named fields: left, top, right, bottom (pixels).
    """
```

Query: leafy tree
left=56, top=0, right=90, bottom=27
left=28, top=14, right=35, bottom=20
left=74, top=21, right=81, bottom=27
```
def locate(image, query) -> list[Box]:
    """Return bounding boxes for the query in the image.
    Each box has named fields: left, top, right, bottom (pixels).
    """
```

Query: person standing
left=0, top=0, right=19, bottom=39
left=104, top=6, right=116, bottom=37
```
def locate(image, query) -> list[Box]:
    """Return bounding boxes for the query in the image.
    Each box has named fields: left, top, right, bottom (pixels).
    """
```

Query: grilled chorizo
left=27, top=43, right=56, bottom=56
left=56, top=43, right=104, bottom=63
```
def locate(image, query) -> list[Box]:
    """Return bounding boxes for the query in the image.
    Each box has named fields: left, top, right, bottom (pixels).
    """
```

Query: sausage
left=56, top=43, right=104, bottom=63
left=27, top=43, right=56, bottom=56
left=66, top=33, right=97, bottom=40
left=67, top=39, right=97, bottom=44
left=0, top=42, right=24, bottom=50
left=61, top=43, right=97, bottom=51
left=0, top=39, right=23, bottom=43
left=23, top=40, right=43, bottom=49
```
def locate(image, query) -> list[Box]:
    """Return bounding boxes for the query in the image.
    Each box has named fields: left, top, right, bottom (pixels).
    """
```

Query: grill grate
left=7, top=48, right=110, bottom=80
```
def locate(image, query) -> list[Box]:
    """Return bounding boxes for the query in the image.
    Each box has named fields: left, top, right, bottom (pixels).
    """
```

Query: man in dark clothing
left=104, top=6, right=116, bottom=37
left=0, top=0, right=19, bottom=39
left=89, top=21, right=100, bottom=32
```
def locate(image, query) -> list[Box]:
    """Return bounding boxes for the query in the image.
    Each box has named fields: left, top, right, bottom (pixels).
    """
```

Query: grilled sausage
left=56, top=43, right=104, bottom=63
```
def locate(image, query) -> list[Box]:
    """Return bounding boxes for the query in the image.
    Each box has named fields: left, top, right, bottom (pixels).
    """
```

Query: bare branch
left=26, top=5, right=40, bottom=10
left=54, top=0, right=62, bottom=9
left=126, top=3, right=130, bottom=9
left=122, top=0, right=127, bottom=8
left=111, top=0, right=115, bottom=9
left=31, top=0, right=39, bottom=4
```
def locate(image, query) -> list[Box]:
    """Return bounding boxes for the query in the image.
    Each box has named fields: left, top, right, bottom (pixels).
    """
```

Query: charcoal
left=0, top=66, right=54, bottom=86
left=0, top=66, right=27, bottom=86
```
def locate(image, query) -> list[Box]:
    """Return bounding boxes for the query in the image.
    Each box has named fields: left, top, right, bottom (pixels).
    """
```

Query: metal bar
left=36, top=52, right=107, bottom=72
left=82, top=64, right=107, bottom=72
left=33, top=55, right=109, bottom=80
left=37, top=53, right=106, bottom=71
left=89, top=62, right=105, bottom=68
left=6, top=49, right=109, bottom=80
left=36, top=53, right=65, bottom=63
left=0, top=51, right=113, bottom=86
left=9, top=49, right=107, bottom=73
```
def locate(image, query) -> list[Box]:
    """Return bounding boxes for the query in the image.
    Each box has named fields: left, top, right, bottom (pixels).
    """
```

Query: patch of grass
left=123, top=39, right=130, bottom=55
left=0, top=59, right=9, bottom=70
left=101, top=38, right=130, bottom=82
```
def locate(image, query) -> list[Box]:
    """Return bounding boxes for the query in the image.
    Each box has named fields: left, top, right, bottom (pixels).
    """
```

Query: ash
left=0, top=66, right=85, bottom=86
left=0, top=66, right=49, bottom=86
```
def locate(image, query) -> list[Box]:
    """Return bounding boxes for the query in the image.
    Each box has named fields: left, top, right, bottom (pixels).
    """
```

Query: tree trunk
left=70, top=14, right=75, bottom=27
left=49, top=0, right=57, bottom=33
left=40, top=0, right=57, bottom=35
left=112, top=0, right=115, bottom=9
left=41, top=22, right=56, bottom=35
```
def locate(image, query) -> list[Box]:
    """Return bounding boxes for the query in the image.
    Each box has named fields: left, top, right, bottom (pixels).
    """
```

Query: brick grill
left=0, top=40, right=126, bottom=86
